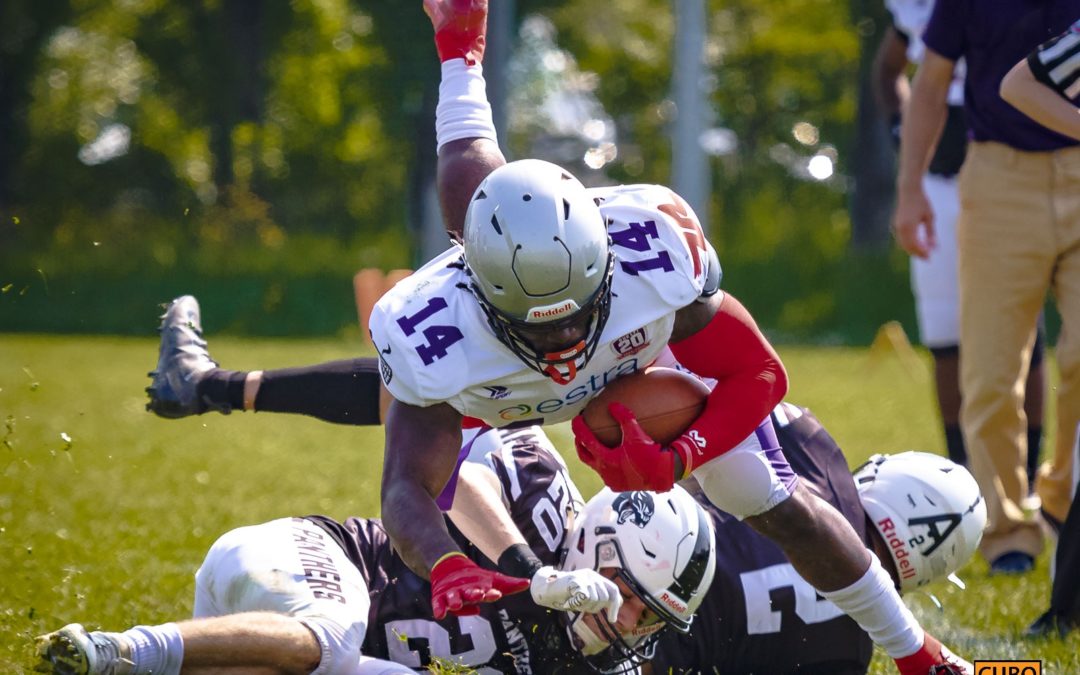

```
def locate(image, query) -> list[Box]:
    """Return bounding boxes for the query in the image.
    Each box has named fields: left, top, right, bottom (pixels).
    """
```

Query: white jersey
left=885, top=0, right=965, bottom=106
left=370, top=183, right=712, bottom=427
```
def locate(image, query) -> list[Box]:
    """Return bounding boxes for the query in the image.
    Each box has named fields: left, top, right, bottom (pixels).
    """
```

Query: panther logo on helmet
left=613, top=492, right=655, bottom=528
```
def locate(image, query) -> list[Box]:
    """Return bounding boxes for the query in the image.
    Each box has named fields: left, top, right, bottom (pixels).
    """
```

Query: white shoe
left=35, top=623, right=135, bottom=675
left=145, top=295, right=222, bottom=418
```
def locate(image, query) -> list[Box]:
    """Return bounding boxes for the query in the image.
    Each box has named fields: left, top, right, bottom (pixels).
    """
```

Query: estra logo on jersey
left=498, top=358, right=642, bottom=420
left=611, top=328, right=650, bottom=358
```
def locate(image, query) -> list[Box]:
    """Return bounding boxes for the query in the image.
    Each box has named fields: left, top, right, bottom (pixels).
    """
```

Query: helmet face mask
left=462, top=159, right=614, bottom=383
left=559, top=487, right=717, bottom=673
left=471, top=256, right=613, bottom=383
left=853, top=451, right=987, bottom=592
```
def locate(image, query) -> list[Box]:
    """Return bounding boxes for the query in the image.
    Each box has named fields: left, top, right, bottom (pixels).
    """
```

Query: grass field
left=2, top=332, right=1078, bottom=673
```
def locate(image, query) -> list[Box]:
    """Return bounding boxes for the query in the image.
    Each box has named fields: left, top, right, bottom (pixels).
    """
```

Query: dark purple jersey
left=305, top=427, right=587, bottom=674
left=650, top=403, right=874, bottom=675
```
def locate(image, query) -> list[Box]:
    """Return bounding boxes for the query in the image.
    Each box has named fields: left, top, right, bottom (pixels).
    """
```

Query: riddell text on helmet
left=876, top=517, right=918, bottom=584
left=528, top=301, right=576, bottom=320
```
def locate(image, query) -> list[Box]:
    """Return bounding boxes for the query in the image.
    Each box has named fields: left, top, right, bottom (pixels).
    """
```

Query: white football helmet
left=854, top=451, right=986, bottom=592
left=462, top=159, right=614, bottom=383
left=560, top=486, right=716, bottom=672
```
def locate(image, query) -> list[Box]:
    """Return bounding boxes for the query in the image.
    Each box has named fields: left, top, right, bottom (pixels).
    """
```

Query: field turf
left=1, top=333, right=1077, bottom=673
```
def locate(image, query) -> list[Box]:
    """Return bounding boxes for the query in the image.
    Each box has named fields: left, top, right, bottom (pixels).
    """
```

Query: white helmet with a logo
left=559, top=486, right=716, bottom=672
left=463, top=159, right=614, bottom=381
left=854, top=451, right=986, bottom=591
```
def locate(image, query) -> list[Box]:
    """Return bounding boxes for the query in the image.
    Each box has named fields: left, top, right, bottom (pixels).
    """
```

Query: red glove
left=423, top=0, right=488, bottom=65
left=571, top=403, right=687, bottom=492
left=430, top=552, right=530, bottom=620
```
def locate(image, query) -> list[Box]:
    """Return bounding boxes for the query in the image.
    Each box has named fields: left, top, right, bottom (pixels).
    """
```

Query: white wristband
left=436, top=59, right=498, bottom=154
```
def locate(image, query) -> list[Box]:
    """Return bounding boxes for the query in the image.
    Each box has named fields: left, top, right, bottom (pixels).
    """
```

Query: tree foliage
left=1, top=0, right=908, bottom=340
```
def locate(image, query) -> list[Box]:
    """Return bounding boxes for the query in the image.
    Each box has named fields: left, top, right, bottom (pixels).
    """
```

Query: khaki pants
left=957, top=141, right=1080, bottom=561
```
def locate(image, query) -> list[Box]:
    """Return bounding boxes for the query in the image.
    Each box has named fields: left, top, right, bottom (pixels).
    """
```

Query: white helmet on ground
left=854, top=451, right=986, bottom=592
left=462, top=159, right=614, bottom=382
left=560, top=486, right=716, bottom=672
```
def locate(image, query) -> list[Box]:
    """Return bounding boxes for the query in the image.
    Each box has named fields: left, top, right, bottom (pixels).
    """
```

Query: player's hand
left=892, top=185, right=936, bottom=260
left=530, top=565, right=623, bottom=620
left=423, top=0, right=488, bottom=65
left=572, top=403, right=679, bottom=492
left=430, top=552, right=530, bottom=620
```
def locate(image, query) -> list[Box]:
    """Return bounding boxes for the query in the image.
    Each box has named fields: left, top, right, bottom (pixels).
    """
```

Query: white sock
left=122, top=622, right=184, bottom=675
left=819, top=555, right=924, bottom=658
left=436, top=59, right=497, bottom=154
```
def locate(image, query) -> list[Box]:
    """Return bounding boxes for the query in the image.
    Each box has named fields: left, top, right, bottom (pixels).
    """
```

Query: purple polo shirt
left=923, top=0, right=1080, bottom=151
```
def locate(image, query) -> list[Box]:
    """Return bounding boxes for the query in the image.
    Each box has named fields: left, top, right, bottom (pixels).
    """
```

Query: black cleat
left=145, top=295, right=225, bottom=418
left=1025, top=609, right=1075, bottom=638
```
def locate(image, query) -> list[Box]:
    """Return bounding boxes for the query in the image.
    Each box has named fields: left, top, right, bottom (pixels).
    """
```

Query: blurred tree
left=0, top=0, right=71, bottom=220
left=0, top=0, right=913, bottom=340
left=847, top=0, right=894, bottom=251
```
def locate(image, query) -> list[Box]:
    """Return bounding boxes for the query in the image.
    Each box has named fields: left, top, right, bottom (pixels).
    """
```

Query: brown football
left=581, top=366, right=710, bottom=446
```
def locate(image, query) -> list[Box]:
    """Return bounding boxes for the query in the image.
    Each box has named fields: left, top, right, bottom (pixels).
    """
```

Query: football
left=581, top=366, right=710, bottom=446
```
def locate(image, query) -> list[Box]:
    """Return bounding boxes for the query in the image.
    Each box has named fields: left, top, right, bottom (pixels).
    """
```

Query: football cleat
left=145, top=295, right=225, bottom=418
left=423, top=0, right=488, bottom=65
left=34, top=623, right=135, bottom=675
left=896, top=633, right=972, bottom=675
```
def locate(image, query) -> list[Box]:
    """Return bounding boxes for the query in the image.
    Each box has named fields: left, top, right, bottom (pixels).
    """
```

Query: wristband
left=497, top=543, right=544, bottom=579
left=433, top=550, right=468, bottom=570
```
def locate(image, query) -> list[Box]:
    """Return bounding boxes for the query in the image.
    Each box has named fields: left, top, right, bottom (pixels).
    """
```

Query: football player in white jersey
left=355, top=1, right=973, bottom=673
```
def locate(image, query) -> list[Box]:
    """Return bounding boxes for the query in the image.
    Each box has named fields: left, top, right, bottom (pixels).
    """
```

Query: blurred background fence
left=0, top=0, right=930, bottom=343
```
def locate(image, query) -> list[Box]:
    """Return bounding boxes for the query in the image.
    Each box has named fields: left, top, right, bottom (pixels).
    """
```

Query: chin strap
left=542, top=340, right=586, bottom=384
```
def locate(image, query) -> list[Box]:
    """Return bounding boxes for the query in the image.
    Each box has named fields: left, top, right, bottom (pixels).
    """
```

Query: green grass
left=1, top=334, right=1077, bottom=673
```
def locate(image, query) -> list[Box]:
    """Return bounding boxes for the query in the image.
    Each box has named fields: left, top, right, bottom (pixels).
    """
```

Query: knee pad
left=693, top=445, right=794, bottom=518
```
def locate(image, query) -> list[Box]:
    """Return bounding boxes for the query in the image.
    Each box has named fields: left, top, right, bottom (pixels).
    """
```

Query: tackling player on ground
left=36, top=427, right=716, bottom=674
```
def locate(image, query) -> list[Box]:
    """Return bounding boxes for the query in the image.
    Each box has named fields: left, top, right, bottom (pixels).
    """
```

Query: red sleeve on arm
left=669, top=295, right=788, bottom=467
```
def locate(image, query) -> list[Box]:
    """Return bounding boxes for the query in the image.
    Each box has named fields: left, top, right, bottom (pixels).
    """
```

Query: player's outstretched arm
left=425, top=0, right=506, bottom=241
left=447, top=454, right=622, bottom=617
left=437, top=138, right=505, bottom=241
left=381, top=398, right=467, bottom=576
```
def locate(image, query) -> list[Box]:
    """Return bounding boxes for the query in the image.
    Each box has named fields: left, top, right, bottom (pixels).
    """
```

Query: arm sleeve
left=1027, top=20, right=1080, bottom=101
left=922, top=0, right=968, bottom=62
left=669, top=295, right=789, bottom=465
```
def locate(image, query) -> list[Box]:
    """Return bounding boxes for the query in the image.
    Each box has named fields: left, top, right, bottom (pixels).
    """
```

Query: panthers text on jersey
left=305, top=427, right=592, bottom=674
left=368, top=184, right=712, bottom=428
left=650, top=403, right=875, bottom=675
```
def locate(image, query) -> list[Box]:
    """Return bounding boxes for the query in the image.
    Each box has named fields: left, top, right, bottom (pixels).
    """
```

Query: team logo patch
left=485, top=385, right=510, bottom=400
left=613, top=491, right=655, bottom=528
left=611, top=328, right=650, bottom=359
left=378, top=355, right=393, bottom=385
left=499, top=404, right=532, bottom=421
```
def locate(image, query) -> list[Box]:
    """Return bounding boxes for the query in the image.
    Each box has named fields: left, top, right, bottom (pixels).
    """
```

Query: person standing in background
left=872, top=0, right=1048, bottom=499
left=892, top=1, right=1080, bottom=576
left=1000, top=19, right=1080, bottom=636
